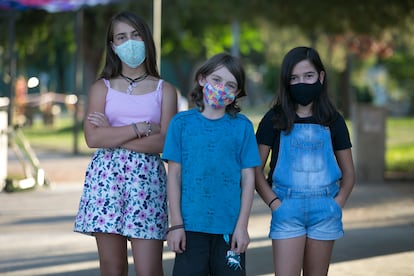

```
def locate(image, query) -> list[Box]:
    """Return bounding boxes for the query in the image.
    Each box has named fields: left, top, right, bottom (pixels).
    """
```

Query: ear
left=198, top=75, right=207, bottom=87
left=319, top=71, right=325, bottom=84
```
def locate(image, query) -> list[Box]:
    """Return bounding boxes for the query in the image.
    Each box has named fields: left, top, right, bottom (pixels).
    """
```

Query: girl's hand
left=87, top=112, right=110, bottom=127
left=270, top=198, right=282, bottom=212
left=167, top=228, right=186, bottom=254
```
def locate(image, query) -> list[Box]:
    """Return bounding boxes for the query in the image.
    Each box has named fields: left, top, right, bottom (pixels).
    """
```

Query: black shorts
left=172, top=231, right=246, bottom=276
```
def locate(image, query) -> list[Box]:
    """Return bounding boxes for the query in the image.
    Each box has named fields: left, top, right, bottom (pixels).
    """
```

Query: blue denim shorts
left=269, top=184, right=343, bottom=240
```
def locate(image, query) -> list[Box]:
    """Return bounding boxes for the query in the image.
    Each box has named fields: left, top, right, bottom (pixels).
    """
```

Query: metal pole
left=7, top=11, right=16, bottom=126
left=72, top=9, right=84, bottom=155
left=231, top=20, right=240, bottom=58
left=153, top=0, right=162, bottom=73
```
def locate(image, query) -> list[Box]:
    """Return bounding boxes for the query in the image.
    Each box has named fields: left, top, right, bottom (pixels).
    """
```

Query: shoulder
left=258, top=108, right=276, bottom=122
left=330, top=111, right=352, bottom=149
left=160, top=79, right=177, bottom=94
left=159, top=79, right=177, bottom=101
left=330, top=111, right=347, bottom=127
left=267, top=107, right=276, bottom=117
left=172, top=108, right=198, bottom=121
left=91, top=78, right=107, bottom=89
left=233, top=113, right=254, bottom=125
left=88, top=78, right=108, bottom=96
left=265, top=107, right=277, bottom=116
left=256, top=108, right=280, bottom=144
left=256, top=108, right=276, bottom=127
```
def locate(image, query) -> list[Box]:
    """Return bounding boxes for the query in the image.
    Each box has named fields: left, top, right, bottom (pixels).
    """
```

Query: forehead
left=113, top=21, right=135, bottom=35
left=209, top=66, right=237, bottom=83
left=291, top=60, right=317, bottom=75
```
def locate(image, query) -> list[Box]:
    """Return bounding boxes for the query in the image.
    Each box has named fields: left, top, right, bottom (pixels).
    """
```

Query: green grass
left=15, top=108, right=414, bottom=174
left=386, top=118, right=414, bottom=172
left=15, top=114, right=93, bottom=154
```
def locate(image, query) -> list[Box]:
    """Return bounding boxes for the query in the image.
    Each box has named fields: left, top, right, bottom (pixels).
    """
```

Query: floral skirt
left=74, top=148, right=168, bottom=240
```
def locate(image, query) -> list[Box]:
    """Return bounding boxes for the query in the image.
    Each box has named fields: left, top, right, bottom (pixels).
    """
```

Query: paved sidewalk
left=1, top=153, right=414, bottom=275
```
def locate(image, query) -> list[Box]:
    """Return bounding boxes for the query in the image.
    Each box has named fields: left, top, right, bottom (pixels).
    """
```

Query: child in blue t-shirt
left=163, top=53, right=261, bottom=276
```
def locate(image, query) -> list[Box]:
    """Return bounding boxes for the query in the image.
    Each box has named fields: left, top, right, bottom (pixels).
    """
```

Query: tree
left=3, top=0, right=414, bottom=111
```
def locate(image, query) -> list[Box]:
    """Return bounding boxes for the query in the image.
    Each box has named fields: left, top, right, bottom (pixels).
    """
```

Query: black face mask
left=289, top=81, right=323, bottom=106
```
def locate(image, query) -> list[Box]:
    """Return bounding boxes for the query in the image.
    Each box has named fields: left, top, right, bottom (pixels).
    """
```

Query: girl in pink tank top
left=74, top=11, right=177, bottom=276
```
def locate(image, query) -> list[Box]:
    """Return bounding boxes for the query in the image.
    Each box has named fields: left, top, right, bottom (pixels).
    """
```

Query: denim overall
left=269, top=123, right=344, bottom=240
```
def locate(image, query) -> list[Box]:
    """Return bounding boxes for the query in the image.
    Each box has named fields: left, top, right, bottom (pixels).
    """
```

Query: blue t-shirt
left=163, top=108, right=261, bottom=234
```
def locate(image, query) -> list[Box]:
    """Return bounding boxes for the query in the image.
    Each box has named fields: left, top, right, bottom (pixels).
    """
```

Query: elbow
left=84, top=126, right=99, bottom=148
left=85, top=132, right=103, bottom=148
left=341, top=170, right=356, bottom=189
left=84, top=127, right=109, bottom=148
left=85, top=136, right=99, bottom=148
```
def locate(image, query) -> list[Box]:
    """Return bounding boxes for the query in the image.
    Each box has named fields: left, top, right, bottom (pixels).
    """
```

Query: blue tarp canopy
left=0, top=0, right=119, bottom=12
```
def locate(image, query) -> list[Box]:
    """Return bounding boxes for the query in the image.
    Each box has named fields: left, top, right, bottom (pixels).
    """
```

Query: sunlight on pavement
left=1, top=183, right=412, bottom=276
left=329, top=251, right=414, bottom=276
left=255, top=251, right=414, bottom=276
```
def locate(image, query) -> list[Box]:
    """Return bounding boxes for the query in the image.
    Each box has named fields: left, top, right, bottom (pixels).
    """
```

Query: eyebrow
left=114, top=30, right=138, bottom=37
left=211, top=74, right=237, bottom=84
left=114, top=32, right=126, bottom=37
left=292, top=70, right=316, bottom=75
left=291, top=71, right=316, bottom=77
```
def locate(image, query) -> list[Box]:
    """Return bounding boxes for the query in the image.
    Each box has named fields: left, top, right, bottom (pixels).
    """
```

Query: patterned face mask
left=203, top=82, right=236, bottom=109
left=114, top=40, right=146, bottom=68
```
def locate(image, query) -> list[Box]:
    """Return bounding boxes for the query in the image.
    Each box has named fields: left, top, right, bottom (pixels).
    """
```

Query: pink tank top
left=103, top=78, right=163, bottom=126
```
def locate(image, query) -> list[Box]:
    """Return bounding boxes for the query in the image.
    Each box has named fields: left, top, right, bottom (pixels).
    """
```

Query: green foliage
left=387, top=144, right=414, bottom=172
left=201, top=23, right=263, bottom=58
left=14, top=10, right=75, bottom=70
left=2, top=0, right=414, bottom=113
left=386, top=117, right=414, bottom=172
left=247, top=0, right=414, bottom=36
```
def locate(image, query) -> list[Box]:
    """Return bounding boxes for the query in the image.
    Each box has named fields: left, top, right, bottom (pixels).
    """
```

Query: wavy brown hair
left=190, top=53, right=246, bottom=117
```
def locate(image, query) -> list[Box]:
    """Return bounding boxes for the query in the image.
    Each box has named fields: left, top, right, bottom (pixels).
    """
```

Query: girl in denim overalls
left=255, top=47, right=355, bottom=276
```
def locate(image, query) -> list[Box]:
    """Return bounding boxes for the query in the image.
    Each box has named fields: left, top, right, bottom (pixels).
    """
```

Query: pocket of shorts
left=330, top=197, right=342, bottom=212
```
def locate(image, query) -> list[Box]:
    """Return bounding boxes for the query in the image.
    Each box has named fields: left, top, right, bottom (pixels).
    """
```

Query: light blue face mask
left=114, top=40, right=146, bottom=68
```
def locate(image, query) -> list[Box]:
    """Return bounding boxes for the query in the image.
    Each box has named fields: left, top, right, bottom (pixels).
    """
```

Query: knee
left=99, top=258, right=128, bottom=276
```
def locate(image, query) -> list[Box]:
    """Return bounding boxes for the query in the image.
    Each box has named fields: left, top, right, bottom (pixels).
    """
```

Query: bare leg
left=303, top=238, right=335, bottom=276
left=95, top=233, right=128, bottom=276
left=130, top=238, right=164, bottom=276
left=273, top=235, right=306, bottom=276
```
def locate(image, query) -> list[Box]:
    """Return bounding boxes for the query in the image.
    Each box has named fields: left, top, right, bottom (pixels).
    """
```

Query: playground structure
left=0, top=92, right=78, bottom=191
left=15, top=91, right=79, bottom=126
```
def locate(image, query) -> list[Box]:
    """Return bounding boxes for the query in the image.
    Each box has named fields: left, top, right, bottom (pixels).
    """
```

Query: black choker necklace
left=120, top=72, right=148, bottom=94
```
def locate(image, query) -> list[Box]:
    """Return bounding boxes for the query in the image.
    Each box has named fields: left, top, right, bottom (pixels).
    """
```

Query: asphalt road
left=1, top=153, right=414, bottom=275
